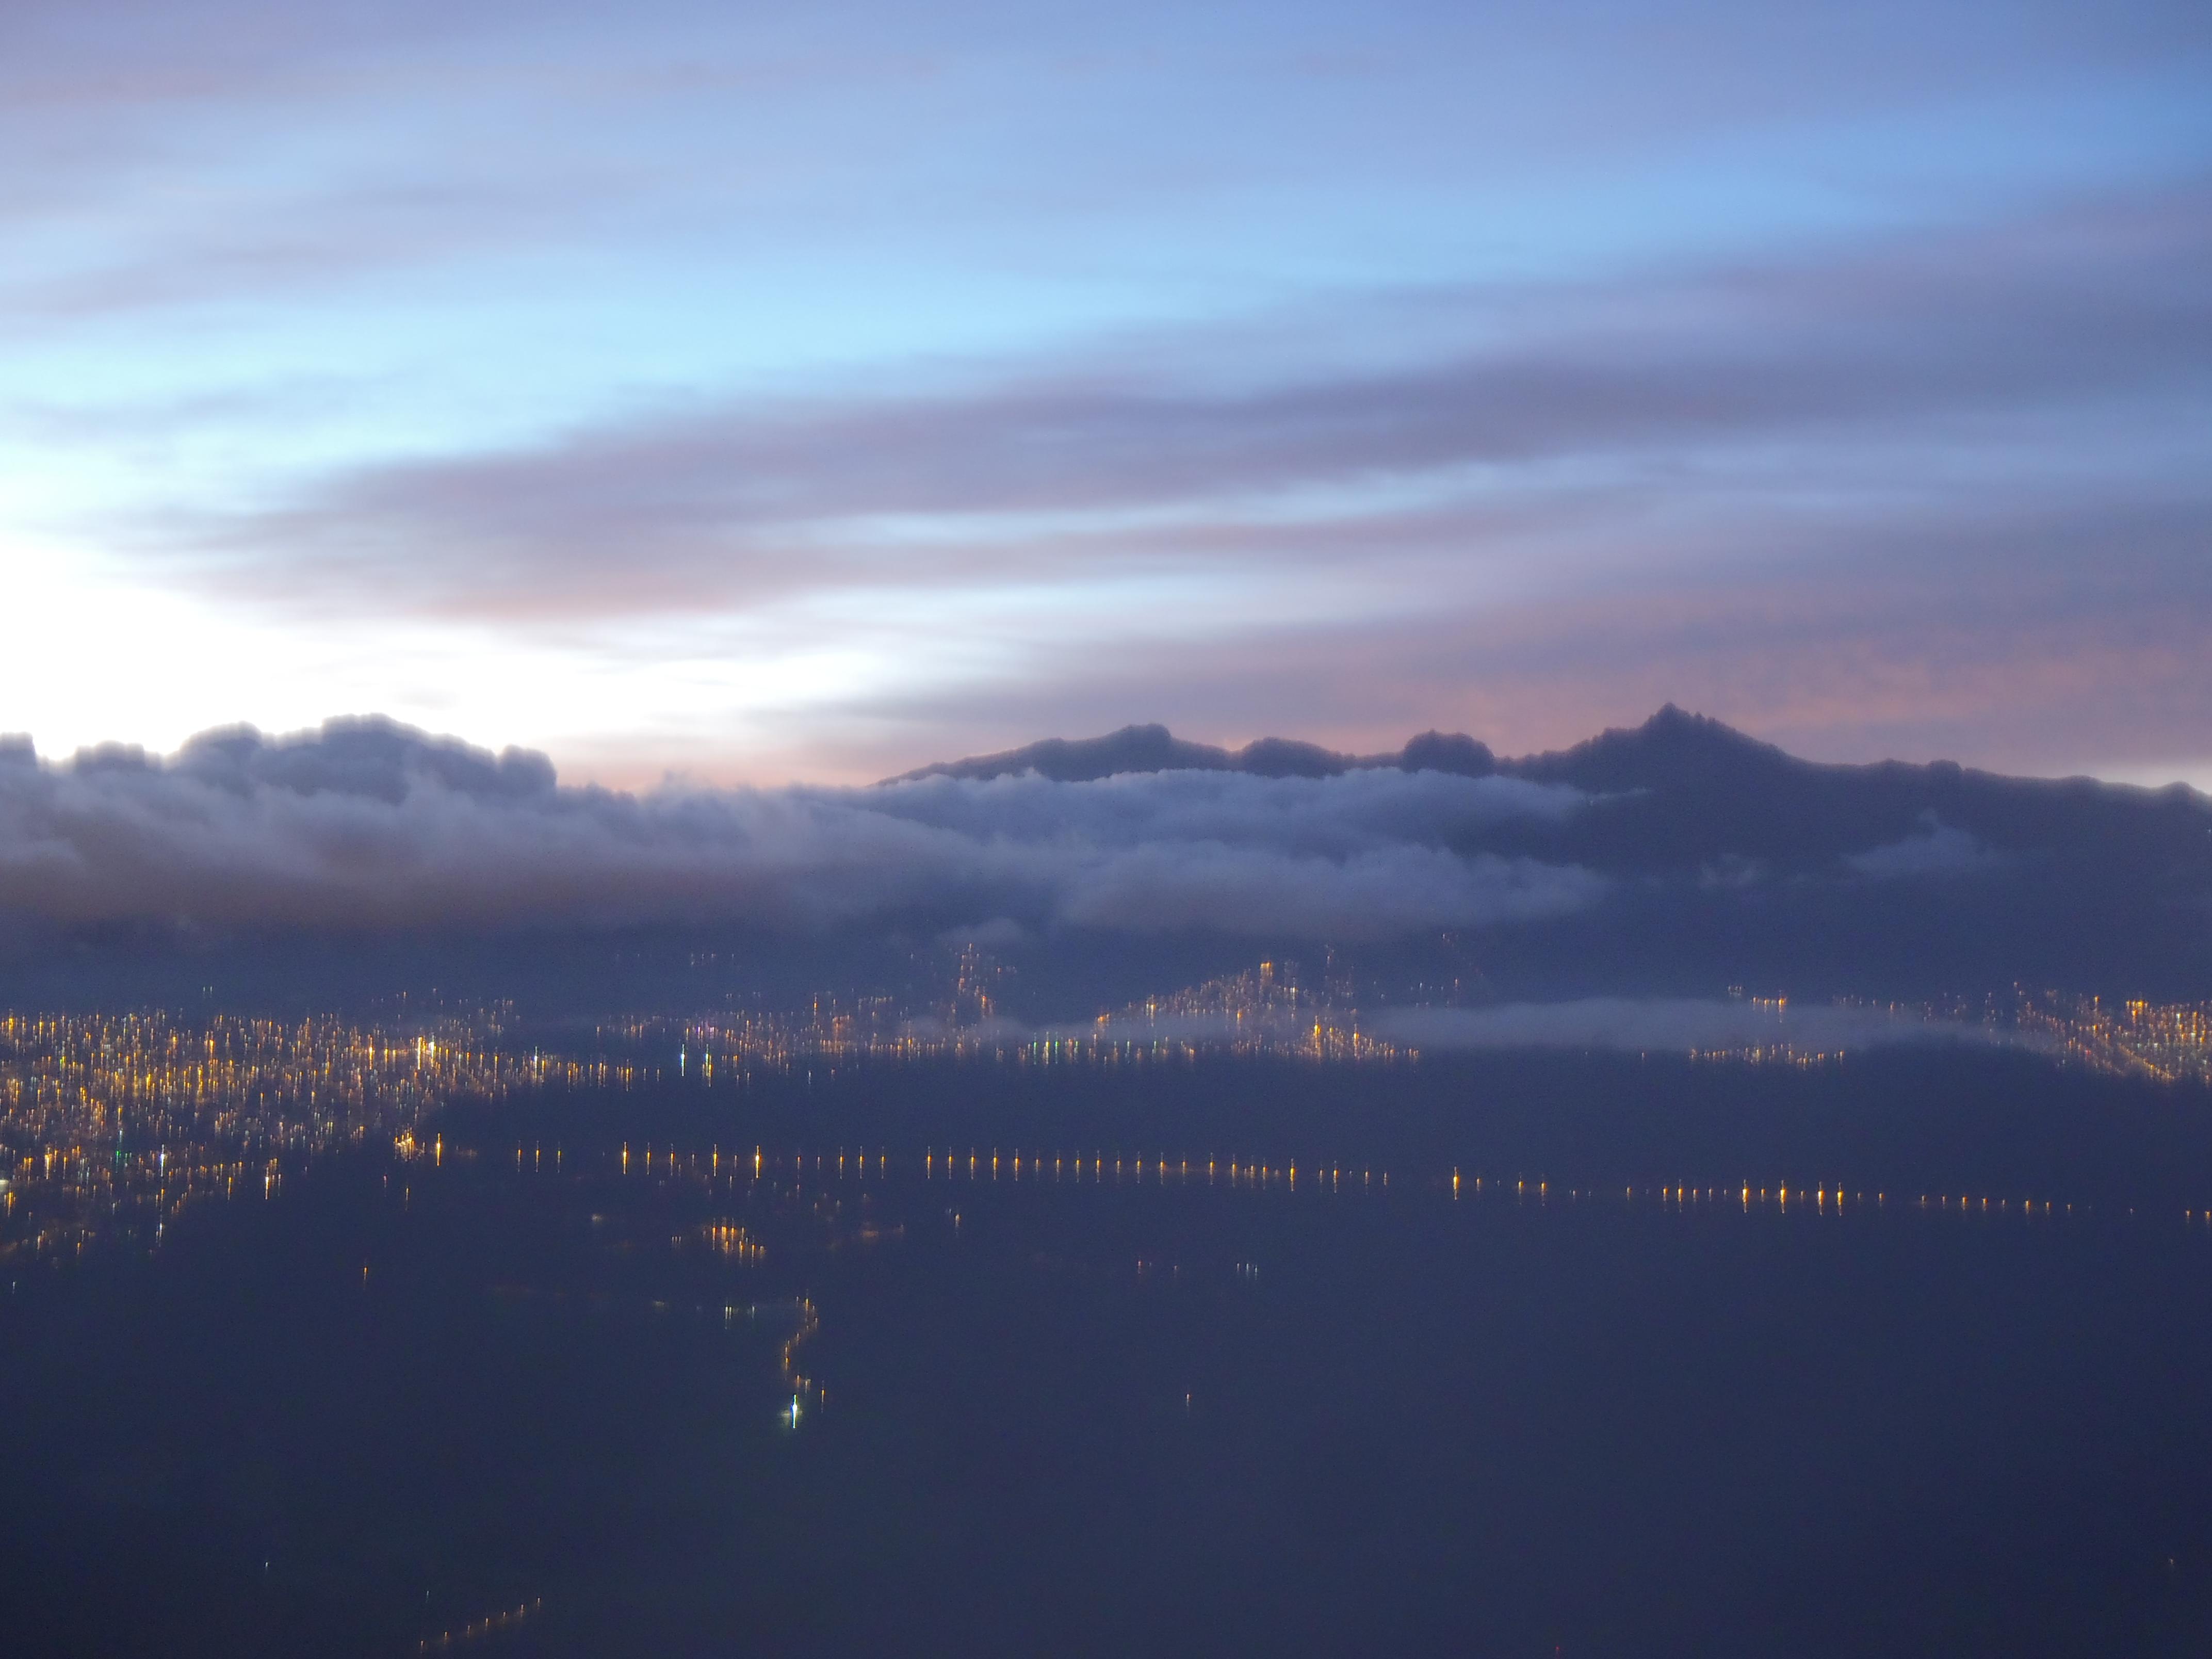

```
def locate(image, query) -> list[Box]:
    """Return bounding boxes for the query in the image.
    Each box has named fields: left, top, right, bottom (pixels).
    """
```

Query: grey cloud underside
left=0, top=718, right=1602, bottom=938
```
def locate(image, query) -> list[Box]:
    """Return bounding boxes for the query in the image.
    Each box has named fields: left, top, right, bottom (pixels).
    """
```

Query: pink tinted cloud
left=139, top=181, right=2210, bottom=626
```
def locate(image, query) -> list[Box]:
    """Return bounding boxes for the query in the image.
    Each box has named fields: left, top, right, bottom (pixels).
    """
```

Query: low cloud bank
left=1370, top=999, right=2040, bottom=1054
left=0, top=718, right=1602, bottom=939
left=927, top=998, right=2044, bottom=1056
left=1845, top=814, right=2006, bottom=879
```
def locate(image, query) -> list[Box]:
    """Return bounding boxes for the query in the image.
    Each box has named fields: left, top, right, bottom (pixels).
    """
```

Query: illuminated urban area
left=2016, top=991, right=2212, bottom=1086
left=6, top=972, right=2210, bottom=1265
left=532, top=1136, right=2141, bottom=1234
left=0, top=1009, right=638, bottom=1265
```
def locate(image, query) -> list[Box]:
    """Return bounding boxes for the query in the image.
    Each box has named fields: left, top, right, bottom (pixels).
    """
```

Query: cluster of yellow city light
left=913, top=1146, right=1389, bottom=1192
left=11, top=979, right=2209, bottom=1268
left=557, top=1137, right=2127, bottom=1233
left=0, top=1007, right=626, bottom=1260
left=2019, top=993, right=2212, bottom=1085
left=629, top=959, right=1410, bottom=1081
left=778, top=1296, right=821, bottom=1423
left=692, top=1221, right=766, bottom=1261
left=647, top=1014, right=1405, bottom=1077
left=417, top=1597, right=543, bottom=1651
left=1686, top=1045, right=1851, bottom=1068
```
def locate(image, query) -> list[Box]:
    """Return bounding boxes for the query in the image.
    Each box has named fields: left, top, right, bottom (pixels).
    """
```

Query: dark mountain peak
left=893, top=707, right=1933, bottom=797
left=904, top=706, right=2183, bottom=807
left=891, top=724, right=1235, bottom=784
left=891, top=723, right=1505, bottom=785
left=1505, top=706, right=1796, bottom=791
left=1398, top=730, right=1497, bottom=777
left=1233, top=737, right=1348, bottom=778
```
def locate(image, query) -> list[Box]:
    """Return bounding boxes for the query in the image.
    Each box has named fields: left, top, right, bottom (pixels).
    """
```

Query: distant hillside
left=890, top=722, right=1495, bottom=784
left=893, top=706, right=2212, bottom=999
left=893, top=706, right=2210, bottom=874
left=4, top=707, right=2207, bottom=1013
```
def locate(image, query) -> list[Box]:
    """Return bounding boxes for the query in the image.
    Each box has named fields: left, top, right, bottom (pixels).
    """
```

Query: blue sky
left=3, top=0, right=2208, bottom=784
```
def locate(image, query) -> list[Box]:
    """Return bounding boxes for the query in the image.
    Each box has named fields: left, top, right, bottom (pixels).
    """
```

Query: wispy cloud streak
left=170, top=187, right=2212, bottom=621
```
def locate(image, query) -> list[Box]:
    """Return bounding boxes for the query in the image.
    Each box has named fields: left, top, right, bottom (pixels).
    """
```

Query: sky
left=3, top=0, right=2208, bottom=788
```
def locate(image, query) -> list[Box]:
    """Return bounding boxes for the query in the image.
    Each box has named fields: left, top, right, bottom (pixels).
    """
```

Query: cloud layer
left=0, top=718, right=1601, bottom=938
left=187, top=188, right=2212, bottom=617
left=1369, top=999, right=2037, bottom=1055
